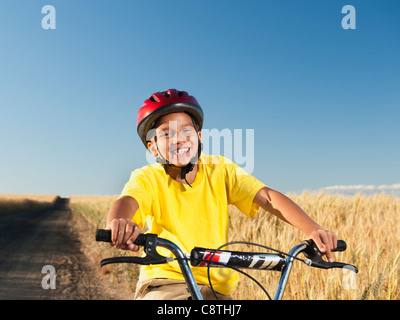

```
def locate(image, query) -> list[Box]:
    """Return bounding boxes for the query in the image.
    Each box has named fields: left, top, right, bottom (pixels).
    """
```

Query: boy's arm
left=253, top=187, right=337, bottom=262
left=106, top=195, right=141, bottom=251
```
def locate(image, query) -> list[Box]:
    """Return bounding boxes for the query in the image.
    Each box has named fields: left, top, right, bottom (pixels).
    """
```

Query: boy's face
left=147, top=112, right=201, bottom=167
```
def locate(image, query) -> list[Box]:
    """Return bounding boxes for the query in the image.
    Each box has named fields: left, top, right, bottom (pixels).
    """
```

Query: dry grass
left=69, top=192, right=400, bottom=300
left=69, top=195, right=141, bottom=294
left=230, top=192, right=400, bottom=300
left=0, top=194, right=59, bottom=215
left=69, top=195, right=118, bottom=227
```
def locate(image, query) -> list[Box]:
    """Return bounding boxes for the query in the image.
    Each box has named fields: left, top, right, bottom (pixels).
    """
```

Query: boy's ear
left=147, top=141, right=158, bottom=157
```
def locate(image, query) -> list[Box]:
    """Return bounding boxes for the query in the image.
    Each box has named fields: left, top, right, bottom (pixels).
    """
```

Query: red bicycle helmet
left=137, top=89, right=204, bottom=146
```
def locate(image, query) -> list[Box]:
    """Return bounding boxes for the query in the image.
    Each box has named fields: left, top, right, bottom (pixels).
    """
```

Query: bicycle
left=95, top=229, right=358, bottom=300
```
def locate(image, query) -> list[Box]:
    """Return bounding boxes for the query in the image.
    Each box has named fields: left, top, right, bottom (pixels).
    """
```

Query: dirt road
left=0, top=198, right=130, bottom=300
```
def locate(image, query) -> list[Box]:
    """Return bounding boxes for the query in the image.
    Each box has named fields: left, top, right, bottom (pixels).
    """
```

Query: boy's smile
left=171, top=145, right=191, bottom=159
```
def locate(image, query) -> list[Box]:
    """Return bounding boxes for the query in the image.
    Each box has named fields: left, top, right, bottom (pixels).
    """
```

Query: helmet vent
left=150, top=96, right=159, bottom=102
left=163, top=92, right=170, bottom=98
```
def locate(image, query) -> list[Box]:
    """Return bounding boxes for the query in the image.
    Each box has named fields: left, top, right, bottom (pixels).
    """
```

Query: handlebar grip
left=95, top=229, right=146, bottom=246
left=96, top=229, right=112, bottom=242
left=332, top=240, right=347, bottom=252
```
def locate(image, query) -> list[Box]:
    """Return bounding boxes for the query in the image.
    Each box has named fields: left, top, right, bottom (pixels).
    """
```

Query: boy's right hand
left=106, top=218, right=141, bottom=252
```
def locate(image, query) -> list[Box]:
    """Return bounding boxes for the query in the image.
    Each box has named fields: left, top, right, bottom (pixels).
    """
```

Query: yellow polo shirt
left=119, top=154, right=265, bottom=295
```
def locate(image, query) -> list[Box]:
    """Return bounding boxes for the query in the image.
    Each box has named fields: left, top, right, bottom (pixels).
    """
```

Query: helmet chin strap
left=154, top=135, right=202, bottom=188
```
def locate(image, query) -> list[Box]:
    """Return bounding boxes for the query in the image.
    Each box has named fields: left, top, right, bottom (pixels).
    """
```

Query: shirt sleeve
left=119, top=169, right=154, bottom=228
left=223, top=157, right=266, bottom=218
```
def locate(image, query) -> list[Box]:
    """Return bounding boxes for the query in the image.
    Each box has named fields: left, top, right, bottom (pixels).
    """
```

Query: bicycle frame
left=156, top=237, right=203, bottom=300
left=273, top=242, right=308, bottom=300
left=96, top=230, right=358, bottom=300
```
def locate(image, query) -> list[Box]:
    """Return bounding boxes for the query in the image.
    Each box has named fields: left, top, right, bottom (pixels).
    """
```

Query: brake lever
left=100, top=233, right=171, bottom=267
left=302, top=240, right=359, bottom=273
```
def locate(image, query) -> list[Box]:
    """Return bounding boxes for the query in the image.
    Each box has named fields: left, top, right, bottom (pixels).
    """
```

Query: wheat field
left=69, top=192, right=400, bottom=300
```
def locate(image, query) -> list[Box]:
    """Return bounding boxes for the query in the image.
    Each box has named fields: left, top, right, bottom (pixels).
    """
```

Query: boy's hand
left=307, top=228, right=338, bottom=263
left=106, top=218, right=141, bottom=252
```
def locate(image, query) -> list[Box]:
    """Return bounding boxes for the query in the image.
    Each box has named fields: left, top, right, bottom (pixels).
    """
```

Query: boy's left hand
left=307, top=229, right=338, bottom=263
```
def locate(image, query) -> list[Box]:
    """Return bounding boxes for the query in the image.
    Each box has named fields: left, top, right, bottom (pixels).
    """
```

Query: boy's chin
left=169, top=159, right=193, bottom=167
left=169, top=155, right=197, bottom=167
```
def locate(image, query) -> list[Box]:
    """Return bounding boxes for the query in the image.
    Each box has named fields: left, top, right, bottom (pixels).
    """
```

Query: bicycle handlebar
left=96, top=229, right=144, bottom=245
left=95, top=229, right=347, bottom=252
left=95, top=229, right=355, bottom=270
left=95, top=229, right=358, bottom=300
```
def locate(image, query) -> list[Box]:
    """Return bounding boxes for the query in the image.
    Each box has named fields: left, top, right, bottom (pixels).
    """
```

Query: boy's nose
left=171, top=131, right=190, bottom=143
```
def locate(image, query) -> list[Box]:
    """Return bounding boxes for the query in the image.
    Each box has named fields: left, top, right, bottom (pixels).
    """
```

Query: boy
left=106, top=89, right=337, bottom=300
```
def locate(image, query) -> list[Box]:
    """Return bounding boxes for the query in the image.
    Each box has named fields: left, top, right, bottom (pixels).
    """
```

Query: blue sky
left=0, top=1, right=399, bottom=196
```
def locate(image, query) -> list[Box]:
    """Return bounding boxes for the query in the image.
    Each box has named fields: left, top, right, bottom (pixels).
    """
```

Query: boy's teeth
left=176, top=147, right=189, bottom=154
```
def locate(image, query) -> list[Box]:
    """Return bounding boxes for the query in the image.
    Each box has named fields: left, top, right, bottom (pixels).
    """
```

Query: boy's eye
left=158, top=131, right=169, bottom=138
left=182, top=128, right=195, bottom=134
left=157, top=128, right=195, bottom=140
